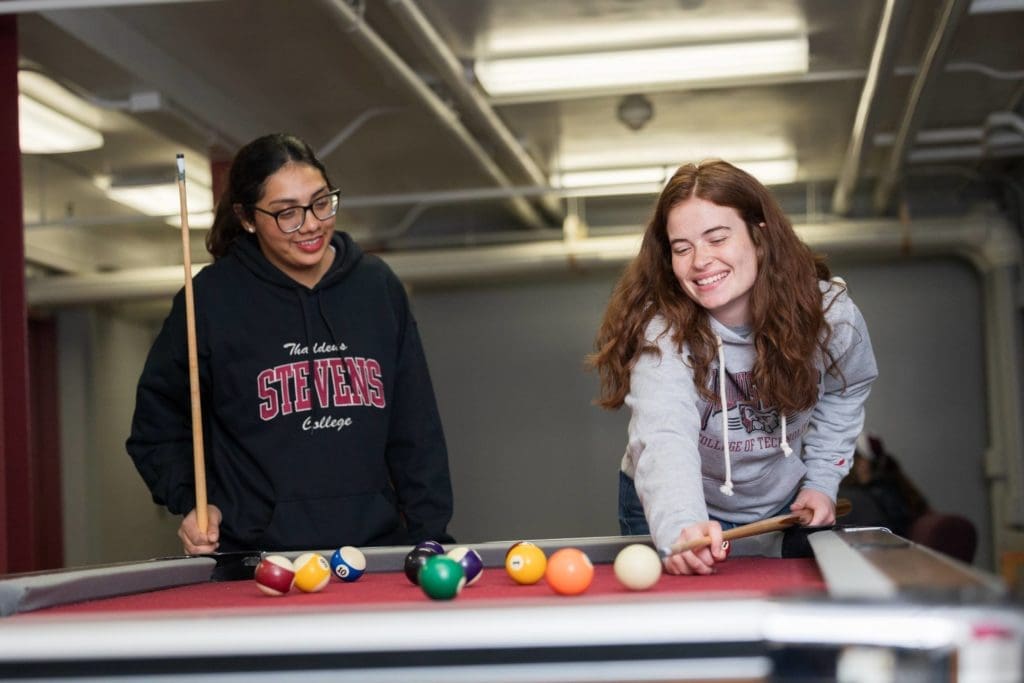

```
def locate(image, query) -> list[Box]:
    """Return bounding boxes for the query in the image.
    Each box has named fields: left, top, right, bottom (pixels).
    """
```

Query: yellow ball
left=613, top=544, right=663, bottom=591
left=504, top=541, right=547, bottom=585
left=292, top=552, right=331, bottom=593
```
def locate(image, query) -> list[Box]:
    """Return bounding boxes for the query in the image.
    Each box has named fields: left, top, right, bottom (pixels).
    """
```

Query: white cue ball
left=613, top=543, right=663, bottom=591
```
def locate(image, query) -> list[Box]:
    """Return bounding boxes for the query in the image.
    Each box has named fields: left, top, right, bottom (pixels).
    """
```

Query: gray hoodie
left=621, top=279, right=878, bottom=551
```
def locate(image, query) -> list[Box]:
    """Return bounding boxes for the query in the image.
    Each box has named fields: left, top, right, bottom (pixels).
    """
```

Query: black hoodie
left=127, top=232, right=454, bottom=551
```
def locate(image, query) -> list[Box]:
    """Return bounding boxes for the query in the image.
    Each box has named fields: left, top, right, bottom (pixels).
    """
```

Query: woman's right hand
left=178, top=504, right=222, bottom=555
left=662, top=520, right=728, bottom=575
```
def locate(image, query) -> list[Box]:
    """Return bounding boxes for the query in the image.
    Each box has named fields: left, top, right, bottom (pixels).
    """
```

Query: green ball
left=418, top=555, right=466, bottom=600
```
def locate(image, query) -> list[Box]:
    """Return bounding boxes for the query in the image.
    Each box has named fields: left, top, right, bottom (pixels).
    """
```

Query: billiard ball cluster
left=506, top=541, right=662, bottom=595
left=253, top=545, right=367, bottom=597
left=258, top=540, right=664, bottom=599
left=399, top=539, right=663, bottom=600
left=403, top=541, right=484, bottom=600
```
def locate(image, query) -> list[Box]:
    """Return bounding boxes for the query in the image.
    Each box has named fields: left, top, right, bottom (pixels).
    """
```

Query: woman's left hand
left=789, top=489, right=835, bottom=527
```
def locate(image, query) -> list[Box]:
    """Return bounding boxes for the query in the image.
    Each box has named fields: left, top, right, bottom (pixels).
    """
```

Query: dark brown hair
left=206, top=133, right=331, bottom=259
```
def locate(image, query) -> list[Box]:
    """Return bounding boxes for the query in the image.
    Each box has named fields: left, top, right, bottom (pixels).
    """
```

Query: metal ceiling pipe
left=873, top=0, right=973, bottom=214
left=25, top=212, right=1020, bottom=305
left=319, top=0, right=548, bottom=231
left=382, top=0, right=563, bottom=223
left=41, top=8, right=273, bottom=146
left=832, top=0, right=910, bottom=216
left=0, top=0, right=213, bottom=11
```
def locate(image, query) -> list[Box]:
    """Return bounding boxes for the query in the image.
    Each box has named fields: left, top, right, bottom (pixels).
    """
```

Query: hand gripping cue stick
left=176, top=153, right=209, bottom=534
left=659, top=498, right=853, bottom=558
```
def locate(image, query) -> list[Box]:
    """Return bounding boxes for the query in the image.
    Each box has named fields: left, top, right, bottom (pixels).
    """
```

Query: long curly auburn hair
left=588, top=160, right=837, bottom=413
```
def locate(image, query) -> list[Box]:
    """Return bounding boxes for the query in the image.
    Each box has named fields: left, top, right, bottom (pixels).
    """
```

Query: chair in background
left=907, top=510, right=978, bottom=564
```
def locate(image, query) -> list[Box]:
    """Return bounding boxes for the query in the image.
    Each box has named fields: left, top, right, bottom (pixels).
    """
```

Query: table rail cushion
left=0, top=557, right=215, bottom=616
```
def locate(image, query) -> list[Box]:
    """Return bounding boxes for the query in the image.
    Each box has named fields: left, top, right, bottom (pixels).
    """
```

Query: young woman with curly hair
left=590, top=160, right=877, bottom=576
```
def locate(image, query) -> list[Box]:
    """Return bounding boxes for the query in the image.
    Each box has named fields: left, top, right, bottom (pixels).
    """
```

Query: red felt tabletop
left=20, top=557, right=824, bottom=617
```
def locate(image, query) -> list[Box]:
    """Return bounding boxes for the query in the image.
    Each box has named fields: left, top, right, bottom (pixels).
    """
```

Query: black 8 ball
left=404, top=547, right=438, bottom=585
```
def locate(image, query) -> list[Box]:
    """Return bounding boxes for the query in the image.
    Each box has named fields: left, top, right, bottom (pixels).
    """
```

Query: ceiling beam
left=383, top=0, right=562, bottom=223
left=872, top=0, right=973, bottom=215
left=0, top=0, right=214, bottom=13
left=26, top=213, right=1021, bottom=306
left=319, top=0, right=549, bottom=231
left=39, top=7, right=275, bottom=149
left=832, top=0, right=910, bottom=216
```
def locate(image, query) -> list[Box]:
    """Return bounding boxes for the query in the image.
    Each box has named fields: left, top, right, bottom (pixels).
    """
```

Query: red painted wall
left=0, top=14, right=30, bottom=573
left=1, top=15, right=63, bottom=572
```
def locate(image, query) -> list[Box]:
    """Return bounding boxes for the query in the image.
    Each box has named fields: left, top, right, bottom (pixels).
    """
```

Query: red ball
left=254, top=555, right=296, bottom=596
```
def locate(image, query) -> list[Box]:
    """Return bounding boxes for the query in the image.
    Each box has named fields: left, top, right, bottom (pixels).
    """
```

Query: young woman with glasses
left=127, top=133, right=454, bottom=555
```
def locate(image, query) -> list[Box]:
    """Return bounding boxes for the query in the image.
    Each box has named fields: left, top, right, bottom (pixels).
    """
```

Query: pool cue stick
left=659, top=498, right=853, bottom=558
left=176, top=153, right=209, bottom=535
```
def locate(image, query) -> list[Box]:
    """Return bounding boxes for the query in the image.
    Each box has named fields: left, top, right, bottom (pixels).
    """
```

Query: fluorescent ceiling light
left=96, top=175, right=215, bottom=229
left=557, top=159, right=799, bottom=193
left=19, top=71, right=102, bottom=126
left=475, top=36, right=809, bottom=101
left=19, top=71, right=103, bottom=154
left=559, top=138, right=795, bottom=174
left=485, top=15, right=804, bottom=56
left=556, top=167, right=669, bottom=189
left=167, top=210, right=215, bottom=230
left=19, top=94, right=103, bottom=154
left=732, top=159, right=799, bottom=186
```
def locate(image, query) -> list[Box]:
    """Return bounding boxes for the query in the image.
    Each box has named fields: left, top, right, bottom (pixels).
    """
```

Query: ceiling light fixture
left=95, top=175, right=215, bottom=229
left=475, top=36, right=809, bottom=102
left=483, top=14, right=804, bottom=55
left=19, top=94, right=103, bottom=154
left=18, top=71, right=103, bottom=154
left=559, top=137, right=795, bottom=172
left=556, top=158, right=799, bottom=193
left=733, top=158, right=800, bottom=186
left=556, top=167, right=670, bottom=190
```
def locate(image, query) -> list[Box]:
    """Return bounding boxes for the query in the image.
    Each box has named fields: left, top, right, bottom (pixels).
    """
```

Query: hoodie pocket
left=261, top=492, right=401, bottom=549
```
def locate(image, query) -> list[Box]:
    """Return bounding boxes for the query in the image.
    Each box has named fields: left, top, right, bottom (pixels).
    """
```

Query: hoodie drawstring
left=780, top=414, right=793, bottom=456
left=716, top=333, right=793, bottom=497
left=715, top=335, right=734, bottom=497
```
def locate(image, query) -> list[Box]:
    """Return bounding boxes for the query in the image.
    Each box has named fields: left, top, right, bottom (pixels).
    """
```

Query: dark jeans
left=619, top=471, right=793, bottom=535
left=618, top=470, right=651, bottom=535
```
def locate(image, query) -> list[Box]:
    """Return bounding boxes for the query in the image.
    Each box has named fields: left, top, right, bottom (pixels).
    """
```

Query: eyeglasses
left=252, top=189, right=341, bottom=233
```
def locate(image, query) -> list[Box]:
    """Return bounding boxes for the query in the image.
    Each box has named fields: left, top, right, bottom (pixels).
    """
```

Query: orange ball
left=545, top=548, right=594, bottom=596
left=505, top=541, right=547, bottom=585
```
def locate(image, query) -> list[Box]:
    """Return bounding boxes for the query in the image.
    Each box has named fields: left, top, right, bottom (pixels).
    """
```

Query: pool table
left=0, top=528, right=1020, bottom=682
